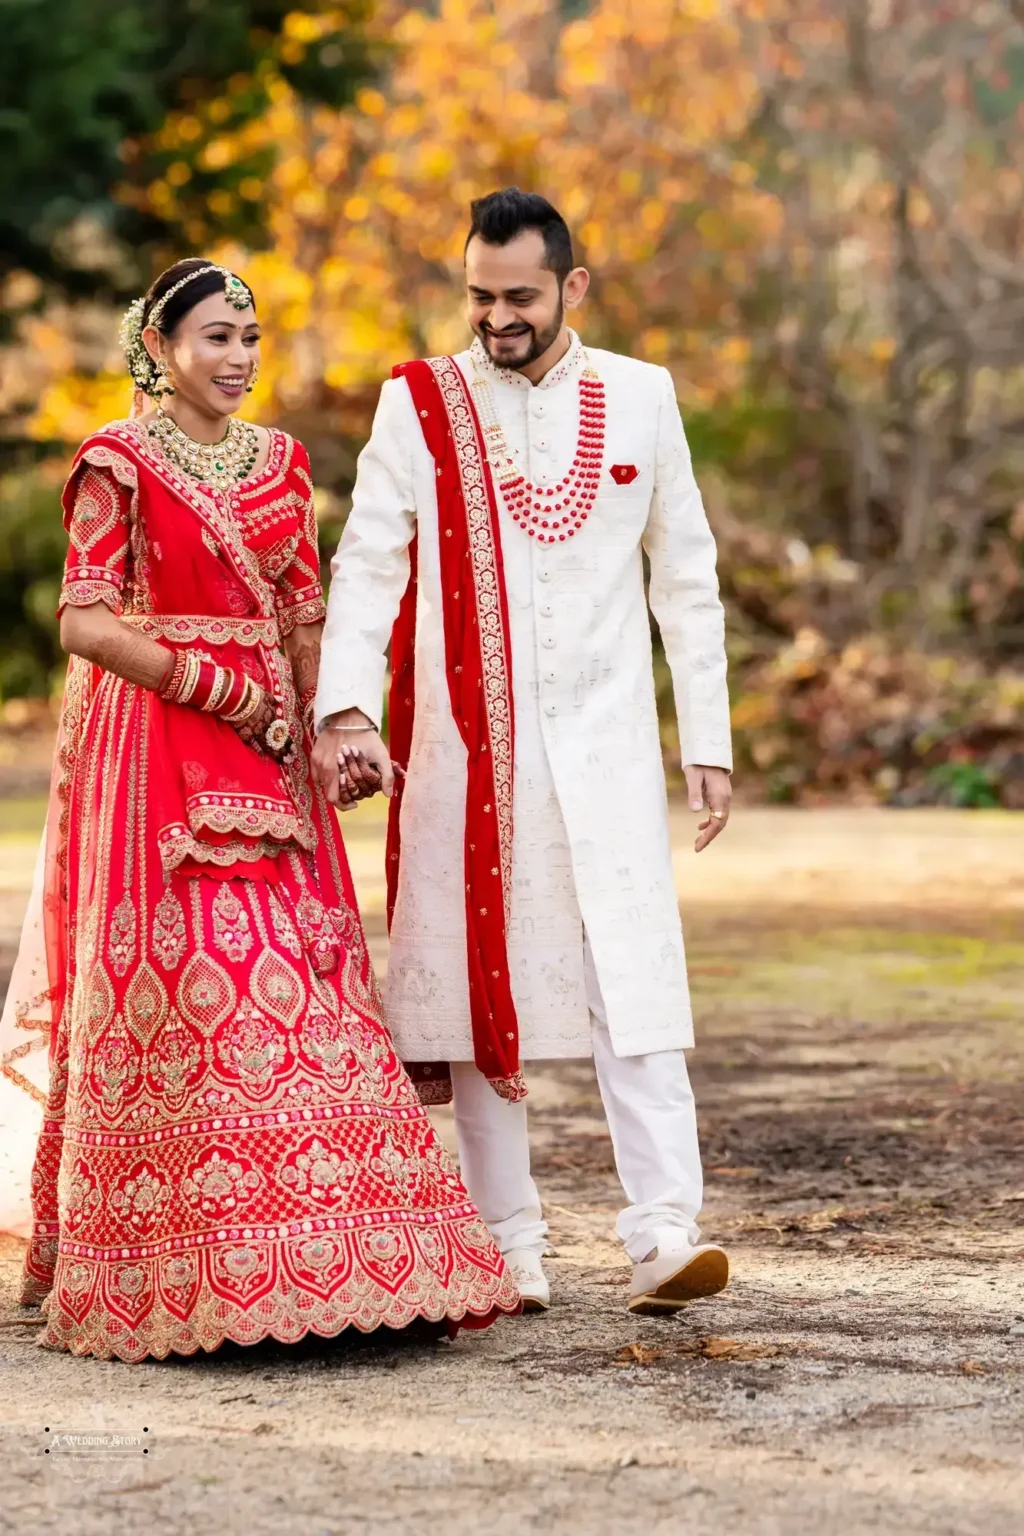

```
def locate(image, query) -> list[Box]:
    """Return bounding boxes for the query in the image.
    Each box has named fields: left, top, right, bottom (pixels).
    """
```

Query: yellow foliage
left=29, top=0, right=787, bottom=441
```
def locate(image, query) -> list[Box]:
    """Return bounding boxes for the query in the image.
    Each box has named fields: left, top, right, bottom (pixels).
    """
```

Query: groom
left=312, top=188, right=733, bottom=1314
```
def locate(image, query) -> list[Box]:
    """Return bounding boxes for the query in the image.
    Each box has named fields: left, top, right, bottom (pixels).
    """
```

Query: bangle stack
left=157, top=645, right=292, bottom=760
left=158, top=648, right=266, bottom=723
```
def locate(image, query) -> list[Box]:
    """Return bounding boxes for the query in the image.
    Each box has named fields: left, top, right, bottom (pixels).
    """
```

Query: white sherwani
left=316, top=332, right=731, bottom=1064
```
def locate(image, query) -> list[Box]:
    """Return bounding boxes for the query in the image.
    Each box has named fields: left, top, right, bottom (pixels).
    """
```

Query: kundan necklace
left=471, top=356, right=606, bottom=543
left=147, top=409, right=260, bottom=493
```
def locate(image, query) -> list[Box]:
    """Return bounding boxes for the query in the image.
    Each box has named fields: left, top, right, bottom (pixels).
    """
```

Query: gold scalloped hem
left=36, top=1268, right=521, bottom=1362
left=157, top=825, right=312, bottom=874
left=186, top=798, right=305, bottom=843
left=121, top=613, right=281, bottom=647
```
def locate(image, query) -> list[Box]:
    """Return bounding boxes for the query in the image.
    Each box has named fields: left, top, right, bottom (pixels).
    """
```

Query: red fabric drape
left=386, top=358, right=525, bottom=1103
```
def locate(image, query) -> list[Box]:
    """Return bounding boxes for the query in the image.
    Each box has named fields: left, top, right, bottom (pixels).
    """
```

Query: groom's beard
left=476, top=300, right=564, bottom=370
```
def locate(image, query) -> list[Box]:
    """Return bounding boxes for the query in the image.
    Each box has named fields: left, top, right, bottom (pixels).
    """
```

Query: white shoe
left=628, top=1243, right=729, bottom=1314
left=503, top=1247, right=551, bottom=1312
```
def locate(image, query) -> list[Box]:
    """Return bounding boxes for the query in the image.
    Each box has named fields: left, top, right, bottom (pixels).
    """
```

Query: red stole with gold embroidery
left=386, top=357, right=525, bottom=1104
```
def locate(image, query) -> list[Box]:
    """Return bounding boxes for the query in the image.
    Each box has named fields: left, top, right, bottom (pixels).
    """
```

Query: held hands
left=310, top=710, right=404, bottom=812
left=683, top=764, right=732, bottom=852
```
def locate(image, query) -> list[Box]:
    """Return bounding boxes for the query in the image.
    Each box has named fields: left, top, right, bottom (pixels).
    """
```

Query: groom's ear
left=563, top=267, right=590, bottom=311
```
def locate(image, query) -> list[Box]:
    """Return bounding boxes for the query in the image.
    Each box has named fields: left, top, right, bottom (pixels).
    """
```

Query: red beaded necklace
left=472, top=361, right=606, bottom=543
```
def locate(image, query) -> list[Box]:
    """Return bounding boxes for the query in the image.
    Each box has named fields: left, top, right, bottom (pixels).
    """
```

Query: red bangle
left=215, top=667, right=249, bottom=718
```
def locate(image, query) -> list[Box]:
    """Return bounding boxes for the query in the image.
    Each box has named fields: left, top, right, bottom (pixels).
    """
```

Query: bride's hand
left=232, top=686, right=293, bottom=764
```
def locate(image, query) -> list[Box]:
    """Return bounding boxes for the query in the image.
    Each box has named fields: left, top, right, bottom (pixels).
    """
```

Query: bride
left=0, top=258, right=518, bottom=1359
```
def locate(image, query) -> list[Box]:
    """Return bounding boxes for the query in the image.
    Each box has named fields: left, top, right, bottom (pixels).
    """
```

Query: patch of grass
left=0, top=795, right=47, bottom=837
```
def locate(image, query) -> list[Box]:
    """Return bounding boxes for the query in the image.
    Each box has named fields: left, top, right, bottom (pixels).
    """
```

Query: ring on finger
left=709, top=809, right=727, bottom=820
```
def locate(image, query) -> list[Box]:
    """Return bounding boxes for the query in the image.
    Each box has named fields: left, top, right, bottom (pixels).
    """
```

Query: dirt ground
left=1, top=799, right=1023, bottom=1536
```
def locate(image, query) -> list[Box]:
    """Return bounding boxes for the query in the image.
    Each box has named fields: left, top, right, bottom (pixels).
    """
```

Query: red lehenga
left=14, top=418, right=519, bottom=1360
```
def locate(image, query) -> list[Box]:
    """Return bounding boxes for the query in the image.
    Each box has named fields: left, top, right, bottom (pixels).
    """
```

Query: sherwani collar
left=468, top=329, right=585, bottom=392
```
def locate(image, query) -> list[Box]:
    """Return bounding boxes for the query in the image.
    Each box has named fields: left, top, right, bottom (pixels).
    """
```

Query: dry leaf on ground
left=613, top=1336, right=781, bottom=1367
left=699, top=1336, right=781, bottom=1360
left=615, top=1341, right=665, bottom=1366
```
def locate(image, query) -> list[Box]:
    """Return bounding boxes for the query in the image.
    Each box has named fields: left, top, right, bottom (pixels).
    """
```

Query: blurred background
left=3, top=11, right=1024, bottom=1500
left=1, top=0, right=1023, bottom=807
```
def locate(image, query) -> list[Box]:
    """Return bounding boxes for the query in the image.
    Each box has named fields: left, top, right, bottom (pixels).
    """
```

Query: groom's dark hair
left=465, top=187, right=575, bottom=284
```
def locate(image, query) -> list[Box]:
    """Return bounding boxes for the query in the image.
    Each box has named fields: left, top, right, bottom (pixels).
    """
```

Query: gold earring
left=155, top=359, right=175, bottom=398
left=245, top=362, right=260, bottom=394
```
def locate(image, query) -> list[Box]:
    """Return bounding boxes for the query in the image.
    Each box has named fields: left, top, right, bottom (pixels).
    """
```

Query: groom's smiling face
left=465, top=230, right=565, bottom=370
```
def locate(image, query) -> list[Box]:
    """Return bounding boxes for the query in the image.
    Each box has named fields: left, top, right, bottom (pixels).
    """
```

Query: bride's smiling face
left=144, top=292, right=261, bottom=419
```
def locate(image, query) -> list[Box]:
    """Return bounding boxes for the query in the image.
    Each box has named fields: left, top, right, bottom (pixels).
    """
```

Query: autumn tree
left=748, top=0, right=1024, bottom=650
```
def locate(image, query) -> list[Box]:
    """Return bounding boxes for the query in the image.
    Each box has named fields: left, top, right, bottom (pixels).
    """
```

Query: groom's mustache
left=482, top=323, right=531, bottom=337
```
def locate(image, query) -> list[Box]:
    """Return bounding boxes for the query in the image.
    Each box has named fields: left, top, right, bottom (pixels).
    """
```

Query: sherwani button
left=544, top=703, right=556, bottom=716
left=542, top=636, right=556, bottom=649
left=540, top=604, right=553, bottom=617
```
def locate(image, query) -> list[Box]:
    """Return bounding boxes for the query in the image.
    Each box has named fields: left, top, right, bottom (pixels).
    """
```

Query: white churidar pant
left=449, top=937, right=704, bottom=1264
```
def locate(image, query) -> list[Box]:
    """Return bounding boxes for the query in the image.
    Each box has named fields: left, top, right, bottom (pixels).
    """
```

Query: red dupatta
left=386, top=357, right=525, bottom=1103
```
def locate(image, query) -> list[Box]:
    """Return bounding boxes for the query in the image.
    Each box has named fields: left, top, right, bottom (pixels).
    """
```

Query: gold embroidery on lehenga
left=146, top=1007, right=204, bottom=1103
left=123, top=960, right=169, bottom=1046
left=250, top=946, right=306, bottom=1030
left=211, top=884, right=254, bottom=964
left=109, top=1162, right=171, bottom=1236
left=181, top=1147, right=262, bottom=1220
left=151, top=889, right=187, bottom=971
left=278, top=1136, right=356, bottom=1203
left=107, top=892, right=137, bottom=978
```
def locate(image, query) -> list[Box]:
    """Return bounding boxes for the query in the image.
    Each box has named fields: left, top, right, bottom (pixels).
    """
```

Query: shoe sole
left=519, top=1294, right=550, bottom=1313
left=627, top=1248, right=729, bottom=1314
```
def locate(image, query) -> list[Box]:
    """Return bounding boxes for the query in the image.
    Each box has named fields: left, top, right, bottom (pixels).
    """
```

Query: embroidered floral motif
left=211, top=884, right=254, bottom=964
left=182, top=760, right=209, bottom=793
left=152, top=889, right=187, bottom=971
left=107, top=892, right=137, bottom=977
left=297, top=1006, right=356, bottom=1076
left=109, top=1162, right=171, bottom=1236
left=278, top=1135, right=356, bottom=1203
left=295, top=892, right=340, bottom=976
left=268, top=889, right=303, bottom=957
left=181, top=1147, right=262, bottom=1219
left=369, top=1132, right=415, bottom=1192
left=59, top=1159, right=103, bottom=1235
left=146, top=1010, right=204, bottom=1100
left=89, top=1016, right=140, bottom=1115
left=216, top=996, right=289, bottom=1091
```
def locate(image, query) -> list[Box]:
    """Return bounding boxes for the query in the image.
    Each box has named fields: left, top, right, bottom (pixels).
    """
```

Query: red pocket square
left=610, top=463, right=639, bottom=485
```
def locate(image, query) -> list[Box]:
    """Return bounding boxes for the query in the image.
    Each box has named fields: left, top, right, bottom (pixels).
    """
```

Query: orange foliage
left=30, top=0, right=780, bottom=438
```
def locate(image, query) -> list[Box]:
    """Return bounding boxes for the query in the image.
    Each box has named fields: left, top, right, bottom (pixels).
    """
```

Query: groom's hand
left=312, top=709, right=397, bottom=810
left=683, top=764, right=732, bottom=852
